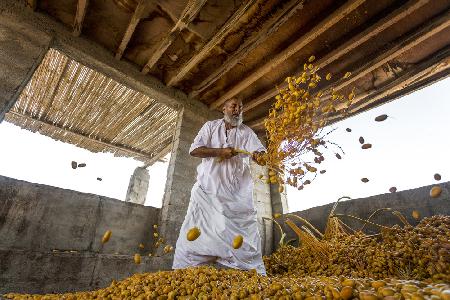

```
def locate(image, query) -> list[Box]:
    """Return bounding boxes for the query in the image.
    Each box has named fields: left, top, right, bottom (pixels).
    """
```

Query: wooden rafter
left=73, top=0, right=90, bottom=37
left=26, top=0, right=37, bottom=10
left=189, top=0, right=306, bottom=99
left=166, top=0, right=259, bottom=87
left=242, top=0, right=432, bottom=113
left=141, top=0, right=208, bottom=74
left=332, top=46, right=450, bottom=121
left=116, top=0, right=152, bottom=60
left=7, top=111, right=155, bottom=161
left=209, top=0, right=366, bottom=110
left=322, top=9, right=450, bottom=101
left=247, top=14, right=450, bottom=132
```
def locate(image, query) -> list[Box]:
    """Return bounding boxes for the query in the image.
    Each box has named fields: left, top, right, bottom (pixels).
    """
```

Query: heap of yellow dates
left=5, top=216, right=449, bottom=300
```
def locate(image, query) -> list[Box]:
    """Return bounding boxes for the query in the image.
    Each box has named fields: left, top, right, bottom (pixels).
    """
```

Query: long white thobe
left=172, top=118, right=267, bottom=274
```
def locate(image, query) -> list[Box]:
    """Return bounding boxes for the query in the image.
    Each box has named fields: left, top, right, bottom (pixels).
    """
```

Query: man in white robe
left=172, top=97, right=267, bottom=275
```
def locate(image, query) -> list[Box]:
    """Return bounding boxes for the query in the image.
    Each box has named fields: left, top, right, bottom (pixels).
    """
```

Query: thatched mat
left=5, top=49, right=178, bottom=164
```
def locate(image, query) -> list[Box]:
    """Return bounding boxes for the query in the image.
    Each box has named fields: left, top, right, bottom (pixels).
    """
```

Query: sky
left=0, top=77, right=449, bottom=211
left=285, top=77, right=450, bottom=212
left=0, top=123, right=169, bottom=207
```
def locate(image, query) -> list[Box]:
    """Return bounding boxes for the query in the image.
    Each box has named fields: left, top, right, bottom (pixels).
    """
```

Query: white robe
left=172, top=119, right=267, bottom=274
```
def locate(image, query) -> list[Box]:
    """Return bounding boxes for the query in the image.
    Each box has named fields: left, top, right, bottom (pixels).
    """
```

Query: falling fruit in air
left=71, top=161, right=77, bottom=169
left=375, top=114, right=388, bottom=122
left=320, top=170, right=326, bottom=174
left=134, top=253, right=141, bottom=264
left=412, top=210, right=420, bottom=220
left=102, top=230, right=112, bottom=244
left=430, top=186, right=442, bottom=198
left=232, top=235, right=244, bottom=249
left=97, top=177, right=102, bottom=181
left=346, top=128, right=352, bottom=132
left=336, top=153, right=342, bottom=159
left=187, top=227, right=201, bottom=241
left=361, top=178, right=369, bottom=183
left=361, top=143, right=372, bottom=149
left=434, top=173, right=441, bottom=181
left=359, top=137, right=365, bottom=144
left=389, top=187, right=397, bottom=193
left=78, top=163, right=86, bottom=168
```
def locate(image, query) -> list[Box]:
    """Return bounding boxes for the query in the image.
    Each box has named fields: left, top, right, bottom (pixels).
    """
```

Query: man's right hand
left=218, top=147, right=237, bottom=159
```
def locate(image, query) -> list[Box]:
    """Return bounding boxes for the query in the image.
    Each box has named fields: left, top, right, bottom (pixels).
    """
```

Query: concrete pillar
left=158, top=108, right=218, bottom=249
left=125, top=167, right=149, bottom=205
left=250, top=161, right=273, bottom=255
left=270, top=183, right=289, bottom=215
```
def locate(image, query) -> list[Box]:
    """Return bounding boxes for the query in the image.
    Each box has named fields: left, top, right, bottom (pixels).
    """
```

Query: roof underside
left=6, top=49, right=178, bottom=165
left=21, top=0, right=450, bottom=134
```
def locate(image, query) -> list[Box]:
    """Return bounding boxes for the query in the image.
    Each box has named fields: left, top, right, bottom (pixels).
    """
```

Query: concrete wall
left=0, top=175, right=169, bottom=294
left=273, top=181, right=450, bottom=249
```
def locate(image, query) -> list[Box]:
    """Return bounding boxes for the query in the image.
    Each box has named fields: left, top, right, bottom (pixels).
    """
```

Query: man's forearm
left=190, top=147, right=224, bottom=158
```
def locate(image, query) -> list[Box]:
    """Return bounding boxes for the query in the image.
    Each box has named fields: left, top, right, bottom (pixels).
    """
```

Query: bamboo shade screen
left=5, top=49, right=178, bottom=164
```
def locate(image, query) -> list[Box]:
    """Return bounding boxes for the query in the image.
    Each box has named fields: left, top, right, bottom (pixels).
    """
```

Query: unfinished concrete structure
left=1, top=0, right=449, bottom=294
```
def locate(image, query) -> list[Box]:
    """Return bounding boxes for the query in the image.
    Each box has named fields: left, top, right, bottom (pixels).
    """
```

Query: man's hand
left=218, top=147, right=237, bottom=159
left=252, top=151, right=266, bottom=166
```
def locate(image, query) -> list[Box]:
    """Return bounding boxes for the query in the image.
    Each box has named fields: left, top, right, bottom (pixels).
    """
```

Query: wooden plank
left=189, top=0, right=306, bottom=99
left=242, top=0, right=432, bottom=113
left=209, top=0, right=366, bottom=110
left=166, top=0, right=259, bottom=87
left=26, top=0, right=37, bottom=10
left=250, top=42, right=450, bottom=131
left=7, top=111, right=155, bottom=161
left=141, top=0, right=208, bottom=74
left=321, top=10, right=450, bottom=101
left=331, top=46, right=450, bottom=122
left=247, top=117, right=265, bottom=130
left=73, top=0, right=89, bottom=37
left=116, top=0, right=151, bottom=60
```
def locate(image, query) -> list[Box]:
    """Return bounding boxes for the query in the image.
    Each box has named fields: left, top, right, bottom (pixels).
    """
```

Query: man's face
left=223, top=98, right=243, bottom=126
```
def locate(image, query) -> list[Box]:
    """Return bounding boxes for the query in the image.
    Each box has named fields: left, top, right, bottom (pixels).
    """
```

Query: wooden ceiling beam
left=189, top=0, right=306, bottom=99
left=242, top=0, right=433, bottom=113
left=116, top=0, right=153, bottom=60
left=331, top=46, right=450, bottom=122
left=320, top=10, right=450, bottom=101
left=7, top=111, right=156, bottom=161
left=141, top=0, right=208, bottom=75
left=166, top=0, right=259, bottom=87
left=209, top=0, right=367, bottom=110
left=73, top=0, right=90, bottom=37
left=247, top=15, right=450, bottom=132
left=26, top=0, right=37, bottom=10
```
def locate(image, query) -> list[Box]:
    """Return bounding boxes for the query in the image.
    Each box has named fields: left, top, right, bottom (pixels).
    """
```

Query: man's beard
left=224, top=112, right=243, bottom=127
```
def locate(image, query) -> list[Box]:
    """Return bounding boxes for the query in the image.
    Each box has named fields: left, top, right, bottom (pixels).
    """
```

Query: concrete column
left=158, top=108, right=218, bottom=249
left=250, top=161, right=273, bottom=255
left=125, top=167, right=149, bottom=205
left=270, top=183, right=289, bottom=215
